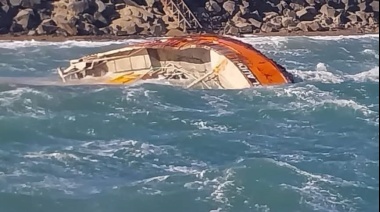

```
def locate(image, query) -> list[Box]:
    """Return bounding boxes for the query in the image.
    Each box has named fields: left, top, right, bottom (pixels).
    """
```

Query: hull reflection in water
left=57, top=35, right=295, bottom=89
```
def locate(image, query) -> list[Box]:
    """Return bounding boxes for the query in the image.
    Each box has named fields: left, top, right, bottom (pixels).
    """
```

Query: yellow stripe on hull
left=107, top=72, right=142, bottom=84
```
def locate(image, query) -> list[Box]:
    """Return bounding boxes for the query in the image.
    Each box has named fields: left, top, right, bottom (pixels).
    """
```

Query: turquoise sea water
left=0, top=35, right=378, bottom=212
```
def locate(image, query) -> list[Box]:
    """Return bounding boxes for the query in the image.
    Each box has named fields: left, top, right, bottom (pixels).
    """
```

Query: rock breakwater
left=0, top=0, right=378, bottom=38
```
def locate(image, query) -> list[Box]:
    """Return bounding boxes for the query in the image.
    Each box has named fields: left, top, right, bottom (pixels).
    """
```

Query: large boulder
left=0, top=5, right=18, bottom=29
left=67, top=0, right=90, bottom=16
left=53, top=15, right=78, bottom=36
left=277, top=0, right=290, bottom=14
left=346, top=11, right=361, bottom=23
left=261, top=22, right=279, bottom=32
left=36, top=19, right=57, bottom=35
left=0, top=0, right=8, bottom=6
left=358, top=1, right=371, bottom=12
left=370, top=1, right=379, bottom=13
left=118, top=5, right=154, bottom=22
left=110, top=17, right=145, bottom=35
left=93, top=11, right=108, bottom=28
left=333, top=11, right=348, bottom=25
left=223, top=0, right=236, bottom=15
left=13, top=9, right=40, bottom=30
left=248, top=17, right=262, bottom=29
left=296, top=6, right=317, bottom=21
left=205, top=0, right=222, bottom=13
left=282, top=17, right=298, bottom=28
left=77, top=21, right=101, bottom=35
left=320, top=4, right=338, bottom=18
left=297, top=21, right=324, bottom=31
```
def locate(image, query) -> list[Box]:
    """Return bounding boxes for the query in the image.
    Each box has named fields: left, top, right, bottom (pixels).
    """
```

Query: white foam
left=347, top=67, right=379, bottom=82
left=290, top=64, right=379, bottom=84
left=79, top=139, right=172, bottom=160
left=0, top=39, right=147, bottom=49
left=238, top=36, right=289, bottom=49
left=260, top=84, right=377, bottom=118
left=265, top=158, right=376, bottom=211
left=362, top=49, right=379, bottom=59
left=192, top=121, right=231, bottom=133
left=134, top=175, right=170, bottom=185
left=305, top=33, right=379, bottom=41
left=292, top=63, right=345, bottom=84
left=24, top=152, right=80, bottom=161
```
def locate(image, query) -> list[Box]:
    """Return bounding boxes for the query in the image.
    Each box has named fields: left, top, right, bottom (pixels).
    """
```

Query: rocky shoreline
left=0, top=0, right=379, bottom=39
left=0, top=29, right=378, bottom=42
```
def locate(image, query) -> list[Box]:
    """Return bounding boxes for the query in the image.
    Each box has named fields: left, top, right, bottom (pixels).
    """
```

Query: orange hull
left=135, top=34, right=295, bottom=86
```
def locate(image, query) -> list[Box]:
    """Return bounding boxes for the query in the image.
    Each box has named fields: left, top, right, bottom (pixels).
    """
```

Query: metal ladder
left=160, top=0, right=204, bottom=32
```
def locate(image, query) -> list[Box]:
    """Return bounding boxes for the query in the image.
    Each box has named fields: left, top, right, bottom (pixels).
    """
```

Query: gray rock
left=370, top=1, right=379, bottom=13
left=8, top=0, right=41, bottom=8
left=36, top=19, right=57, bottom=35
left=77, top=22, right=101, bottom=35
left=0, top=0, right=8, bottom=6
left=115, top=3, right=126, bottom=10
left=9, top=0, right=22, bottom=7
left=305, top=0, right=316, bottom=6
left=282, top=17, right=298, bottom=27
left=150, top=18, right=167, bottom=36
left=223, top=0, right=236, bottom=15
left=296, top=6, right=317, bottom=21
left=37, top=8, right=51, bottom=21
left=248, top=18, right=262, bottom=29
left=0, top=5, right=17, bottom=28
left=289, top=2, right=304, bottom=12
left=345, top=4, right=360, bottom=13
left=320, top=4, right=338, bottom=18
left=277, top=0, right=289, bottom=14
left=53, top=15, right=78, bottom=36
left=241, top=0, right=249, bottom=8
left=14, top=9, right=39, bottom=30
left=334, top=12, right=348, bottom=25
left=102, top=4, right=118, bottom=20
left=93, top=11, right=108, bottom=28
left=239, top=25, right=253, bottom=34
left=111, top=18, right=141, bottom=35
left=224, top=23, right=240, bottom=36
left=21, top=0, right=41, bottom=8
left=358, top=2, right=371, bottom=12
left=297, top=21, right=323, bottom=31
left=145, top=0, right=157, bottom=8
left=355, top=11, right=369, bottom=24
left=95, top=0, right=106, bottom=13
left=9, top=22, right=23, bottom=32
left=27, top=30, right=37, bottom=36
left=270, top=16, right=283, bottom=28
left=80, top=13, right=95, bottom=24
left=284, top=8, right=297, bottom=19
left=239, top=5, right=250, bottom=16
left=261, top=22, right=279, bottom=32
left=346, top=11, right=360, bottom=23
left=327, top=0, right=344, bottom=9
left=368, top=16, right=378, bottom=25
left=67, top=0, right=90, bottom=16
left=263, top=11, right=278, bottom=22
left=99, top=26, right=112, bottom=35
left=205, top=0, right=221, bottom=13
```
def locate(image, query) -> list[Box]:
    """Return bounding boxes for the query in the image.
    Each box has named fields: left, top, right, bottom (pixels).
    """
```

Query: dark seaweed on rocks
left=0, top=0, right=378, bottom=37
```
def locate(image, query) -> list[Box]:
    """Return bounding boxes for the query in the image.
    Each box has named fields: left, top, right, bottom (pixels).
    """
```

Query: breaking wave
left=290, top=63, right=379, bottom=84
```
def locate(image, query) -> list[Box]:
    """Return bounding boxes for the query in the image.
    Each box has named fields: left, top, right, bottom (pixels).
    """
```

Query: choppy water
left=0, top=35, right=378, bottom=212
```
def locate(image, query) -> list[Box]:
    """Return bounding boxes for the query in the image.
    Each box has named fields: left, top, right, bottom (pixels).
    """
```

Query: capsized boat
left=57, top=35, right=295, bottom=89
